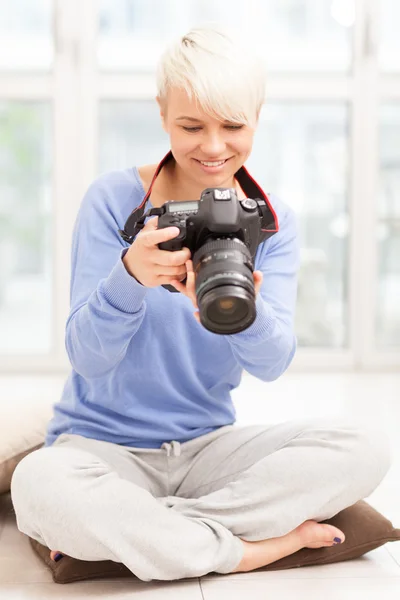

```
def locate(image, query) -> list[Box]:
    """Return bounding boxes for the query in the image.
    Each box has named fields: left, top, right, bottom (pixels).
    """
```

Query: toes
left=50, top=550, right=63, bottom=562
left=299, top=521, right=345, bottom=549
left=333, top=536, right=343, bottom=545
left=330, top=527, right=345, bottom=544
left=321, top=523, right=345, bottom=543
left=306, top=541, right=336, bottom=548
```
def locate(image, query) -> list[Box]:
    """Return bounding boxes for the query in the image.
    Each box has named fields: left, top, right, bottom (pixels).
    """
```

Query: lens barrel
left=192, top=238, right=256, bottom=334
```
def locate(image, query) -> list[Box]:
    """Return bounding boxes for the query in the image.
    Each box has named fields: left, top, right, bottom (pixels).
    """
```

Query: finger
left=155, top=247, right=191, bottom=267
left=186, top=263, right=198, bottom=308
left=144, top=215, right=159, bottom=229
left=154, top=265, right=187, bottom=278
left=142, top=226, right=181, bottom=248
left=254, top=271, right=263, bottom=295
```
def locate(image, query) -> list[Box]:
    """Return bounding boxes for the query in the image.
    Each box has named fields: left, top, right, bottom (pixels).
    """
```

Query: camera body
left=157, top=187, right=262, bottom=257
left=155, top=187, right=266, bottom=334
left=118, top=176, right=278, bottom=334
left=118, top=150, right=279, bottom=333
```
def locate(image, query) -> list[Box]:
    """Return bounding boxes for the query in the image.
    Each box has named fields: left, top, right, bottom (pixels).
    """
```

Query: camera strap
left=118, top=150, right=279, bottom=245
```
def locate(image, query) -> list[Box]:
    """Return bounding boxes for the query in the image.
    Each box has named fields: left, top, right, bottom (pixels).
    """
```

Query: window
left=379, top=0, right=400, bottom=73
left=0, top=102, right=52, bottom=354
left=0, top=0, right=53, bottom=70
left=1, top=0, right=398, bottom=371
left=377, top=104, right=400, bottom=348
left=98, top=0, right=353, bottom=72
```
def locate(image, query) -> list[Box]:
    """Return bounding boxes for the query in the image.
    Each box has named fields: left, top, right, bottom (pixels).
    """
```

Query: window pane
left=99, top=101, right=349, bottom=348
left=377, top=104, right=400, bottom=348
left=98, top=101, right=169, bottom=172
left=379, top=0, right=400, bottom=73
left=98, top=0, right=353, bottom=73
left=0, top=0, right=53, bottom=71
left=0, top=102, right=52, bottom=353
left=249, top=103, right=349, bottom=348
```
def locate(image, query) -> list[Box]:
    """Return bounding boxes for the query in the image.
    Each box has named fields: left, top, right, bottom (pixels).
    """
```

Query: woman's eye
left=182, top=125, right=244, bottom=132
left=182, top=126, right=201, bottom=132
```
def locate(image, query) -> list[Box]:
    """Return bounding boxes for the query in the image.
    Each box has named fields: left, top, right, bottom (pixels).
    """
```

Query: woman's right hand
left=122, top=216, right=191, bottom=288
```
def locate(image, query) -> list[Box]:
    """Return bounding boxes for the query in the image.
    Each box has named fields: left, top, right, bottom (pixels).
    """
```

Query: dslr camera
left=119, top=187, right=278, bottom=335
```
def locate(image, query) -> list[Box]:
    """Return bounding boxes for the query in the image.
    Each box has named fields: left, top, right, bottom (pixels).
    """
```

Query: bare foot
left=232, top=520, right=345, bottom=573
left=49, top=524, right=345, bottom=567
left=296, top=520, right=345, bottom=549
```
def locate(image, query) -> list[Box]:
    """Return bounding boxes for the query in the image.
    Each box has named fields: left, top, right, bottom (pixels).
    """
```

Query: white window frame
left=0, top=0, right=399, bottom=374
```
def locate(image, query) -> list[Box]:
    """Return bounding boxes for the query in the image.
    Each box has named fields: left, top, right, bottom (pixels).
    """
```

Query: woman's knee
left=319, top=417, right=392, bottom=493
left=299, top=416, right=392, bottom=493
left=11, top=445, right=109, bottom=539
left=11, top=445, right=105, bottom=513
left=11, top=447, right=64, bottom=510
left=352, top=423, right=392, bottom=490
left=10, top=448, right=59, bottom=535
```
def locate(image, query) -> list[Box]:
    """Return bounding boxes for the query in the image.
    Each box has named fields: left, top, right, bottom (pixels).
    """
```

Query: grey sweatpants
left=11, top=416, right=391, bottom=582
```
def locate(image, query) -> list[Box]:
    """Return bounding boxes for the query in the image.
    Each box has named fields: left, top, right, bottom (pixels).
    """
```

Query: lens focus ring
left=193, top=237, right=252, bottom=266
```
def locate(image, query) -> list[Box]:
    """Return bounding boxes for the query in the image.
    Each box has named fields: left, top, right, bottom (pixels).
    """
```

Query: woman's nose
left=200, top=134, right=226, bottom=157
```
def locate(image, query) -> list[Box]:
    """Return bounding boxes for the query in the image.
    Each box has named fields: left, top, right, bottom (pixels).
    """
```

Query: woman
left=11, top=25, right=391, bottom=582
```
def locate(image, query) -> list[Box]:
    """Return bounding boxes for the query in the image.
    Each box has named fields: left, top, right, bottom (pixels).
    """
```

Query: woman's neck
left=153, top=158, right=245, bottom=204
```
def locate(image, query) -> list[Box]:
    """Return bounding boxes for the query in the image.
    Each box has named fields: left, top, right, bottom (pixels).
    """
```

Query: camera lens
left=206, top=289, right=250, bottom=325
left=192, top=238, right=256, bottom=334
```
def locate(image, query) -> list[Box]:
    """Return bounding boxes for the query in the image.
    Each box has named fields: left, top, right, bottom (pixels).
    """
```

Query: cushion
left=28, top=500, right=400, bottom=584
left=0, top=394, right=53, bottom=495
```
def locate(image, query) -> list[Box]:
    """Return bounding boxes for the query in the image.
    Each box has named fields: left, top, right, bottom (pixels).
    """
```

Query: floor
left=0, top=372, right=399, bottom=599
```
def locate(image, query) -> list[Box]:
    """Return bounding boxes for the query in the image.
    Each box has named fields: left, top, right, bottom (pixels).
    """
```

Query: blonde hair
left=156, top=24, right=266, bottom=128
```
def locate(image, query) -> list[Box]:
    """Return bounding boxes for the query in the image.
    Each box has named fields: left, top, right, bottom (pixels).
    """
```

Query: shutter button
left=241, top=199, right=258, bottom=212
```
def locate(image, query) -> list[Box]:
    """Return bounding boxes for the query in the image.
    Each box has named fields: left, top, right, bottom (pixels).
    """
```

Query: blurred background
left=0, top=0, right=399, bottom=373
left=2, top=5, right=400, bottom=590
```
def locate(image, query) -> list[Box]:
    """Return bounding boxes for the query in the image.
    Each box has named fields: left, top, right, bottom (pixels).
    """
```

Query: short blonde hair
left=156, top=24, right=266, bottom=128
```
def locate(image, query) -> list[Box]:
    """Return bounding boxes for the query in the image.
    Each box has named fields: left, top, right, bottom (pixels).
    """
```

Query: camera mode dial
left=241, top=199, right=258, bottom=212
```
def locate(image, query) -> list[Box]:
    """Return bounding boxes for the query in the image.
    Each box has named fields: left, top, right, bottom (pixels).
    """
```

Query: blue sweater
left=44, top=166, right=300, bottom=448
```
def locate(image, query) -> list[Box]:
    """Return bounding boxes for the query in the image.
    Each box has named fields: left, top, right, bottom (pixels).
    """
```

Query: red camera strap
left=137, top=151, right=278, bottom=232
left=119, top=150, right=279, bottom=244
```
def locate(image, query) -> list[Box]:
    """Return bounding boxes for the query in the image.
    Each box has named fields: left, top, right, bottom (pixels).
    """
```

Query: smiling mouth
left=194, top=158, right=231, bottom=167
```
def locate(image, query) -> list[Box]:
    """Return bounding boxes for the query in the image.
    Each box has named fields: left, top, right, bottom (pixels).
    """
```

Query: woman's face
left=157, top=87, right=257, bottom=188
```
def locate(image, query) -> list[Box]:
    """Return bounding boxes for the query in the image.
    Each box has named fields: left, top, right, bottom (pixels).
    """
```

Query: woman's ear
left=156, top=95, right=168, bottom=133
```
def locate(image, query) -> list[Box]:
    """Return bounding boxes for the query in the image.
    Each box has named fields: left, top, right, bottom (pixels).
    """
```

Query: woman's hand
left=122, top=216, right=191, bottom=288
left=170, top=260, right=263, bottom=323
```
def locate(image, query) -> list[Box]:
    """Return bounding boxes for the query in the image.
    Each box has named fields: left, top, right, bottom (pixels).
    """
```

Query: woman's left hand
left=170, top=260, right=263, bottom=323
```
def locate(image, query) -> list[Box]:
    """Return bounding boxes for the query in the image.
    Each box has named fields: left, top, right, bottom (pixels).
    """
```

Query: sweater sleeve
left=223, top=205, right=300, bottom=382
left=65, top=177, right=148, bottom=379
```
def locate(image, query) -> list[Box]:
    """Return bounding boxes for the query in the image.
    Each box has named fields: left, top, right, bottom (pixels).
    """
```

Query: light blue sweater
left=45, top=165, right=300, bottom=448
